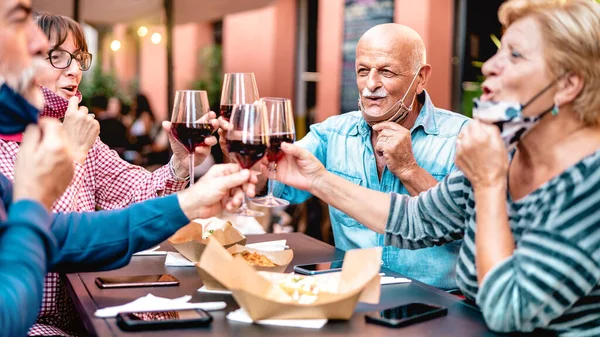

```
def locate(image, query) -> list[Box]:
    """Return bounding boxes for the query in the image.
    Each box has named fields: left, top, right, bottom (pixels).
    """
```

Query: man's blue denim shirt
left=273, top=91, right=470, bottom=289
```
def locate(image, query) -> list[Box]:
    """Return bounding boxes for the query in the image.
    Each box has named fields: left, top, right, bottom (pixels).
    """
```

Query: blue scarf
left=0, top=83, right=40, bottom=135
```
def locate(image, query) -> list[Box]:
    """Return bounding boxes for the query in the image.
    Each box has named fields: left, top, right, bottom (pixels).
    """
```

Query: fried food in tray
left=233, top=251, right=277, bottom=267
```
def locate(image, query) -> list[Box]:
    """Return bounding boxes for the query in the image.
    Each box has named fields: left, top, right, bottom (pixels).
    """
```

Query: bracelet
left=169, top=157, right=190, bottom=181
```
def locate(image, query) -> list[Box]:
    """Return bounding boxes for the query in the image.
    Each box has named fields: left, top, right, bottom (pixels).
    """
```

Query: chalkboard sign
left=341, top=0, right=394, bottom=114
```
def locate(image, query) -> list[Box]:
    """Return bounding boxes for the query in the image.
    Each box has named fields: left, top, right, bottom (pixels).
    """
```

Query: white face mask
left=472, top=77, right=561, bottom=149
left=359, top=68, right=420, bottom=126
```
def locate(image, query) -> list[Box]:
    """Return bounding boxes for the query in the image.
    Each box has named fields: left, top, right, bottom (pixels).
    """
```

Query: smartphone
left=293, top=260, right=343, bottom=275
left=95, top=274, right=180, bottom=289
left=116, top=309, right=212, bottom=331
left=365, top=303, right=447, bottom=328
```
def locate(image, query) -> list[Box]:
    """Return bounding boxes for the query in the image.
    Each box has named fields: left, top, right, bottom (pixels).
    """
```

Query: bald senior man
left=272, top=24, right=470, bottom=289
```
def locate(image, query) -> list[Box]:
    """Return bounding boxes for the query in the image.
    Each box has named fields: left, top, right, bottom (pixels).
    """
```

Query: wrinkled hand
left=62, top=97, right=99, bottom=164
left=454, top=120, right=508, bottom=190
left=166, top=111, right=220, bottom=178
left=14, top=118, right=74, bottom=209
left=177, top=163, right=258, bottom=220
left=274, top=143, right=325, bottom=193
left=372, top=122, right=419, bottom=179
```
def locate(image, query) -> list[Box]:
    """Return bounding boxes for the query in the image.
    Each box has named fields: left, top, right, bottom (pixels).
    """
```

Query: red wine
left=227, top=140, right=267, bottom=169
left=220, top=104, right=235, bottom=121
left=267, top=133, right=295, bottom=162
left=171, top=123, right=214, bottom=152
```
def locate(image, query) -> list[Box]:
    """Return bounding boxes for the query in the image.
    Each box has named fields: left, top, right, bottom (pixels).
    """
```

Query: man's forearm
left=309, top=172, right=390, bottom=233
left=396, top=166, right=439, bottom=196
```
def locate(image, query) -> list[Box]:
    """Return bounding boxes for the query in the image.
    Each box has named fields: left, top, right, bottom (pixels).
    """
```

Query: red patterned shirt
left=0, top=87, right=188, bottom=336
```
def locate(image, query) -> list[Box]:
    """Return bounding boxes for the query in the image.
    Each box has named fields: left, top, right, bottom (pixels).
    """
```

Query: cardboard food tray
left=197, top=238, right=381, bottom=321
left=168, top=221, right=246, bottom=263
left=197, top=244, right=294, bottom=291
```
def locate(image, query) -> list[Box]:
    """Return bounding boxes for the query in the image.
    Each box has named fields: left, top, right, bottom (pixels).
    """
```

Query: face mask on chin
left=472, top=76, right=564, bottom=149
left=0, top=82, right=40, bottom=135
left=359, top=68, right=420, bottom=127
left=41, top=86, right=83, bottom=119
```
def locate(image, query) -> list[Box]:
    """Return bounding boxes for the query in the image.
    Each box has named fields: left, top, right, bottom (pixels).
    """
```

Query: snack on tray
left=233, top=251, right=277, bottom=267
left=201, top=229, right=214, bottom=240
left=275, top=274, right=338, bottom=305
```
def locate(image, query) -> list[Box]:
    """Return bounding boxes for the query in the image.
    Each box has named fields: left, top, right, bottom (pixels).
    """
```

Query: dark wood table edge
left=63, top=273, right=115, bottom=337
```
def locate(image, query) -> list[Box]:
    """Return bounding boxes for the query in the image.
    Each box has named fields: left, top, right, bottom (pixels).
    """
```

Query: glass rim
left=223, top=72, right=256, bottom=76
left=175, top=89, right=208, bottom=93
left=260, top=97, right=290, bottom=102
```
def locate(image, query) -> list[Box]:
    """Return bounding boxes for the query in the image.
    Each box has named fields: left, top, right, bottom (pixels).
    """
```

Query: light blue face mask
left=472, top=77, right=561, bottom=149
left=0, top=83, right=40, bottom=135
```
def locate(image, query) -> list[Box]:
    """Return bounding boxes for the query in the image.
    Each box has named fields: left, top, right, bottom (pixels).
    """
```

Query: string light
left=137, top=26, right=148, bottom=37
left=110, top=39, right=121, bottom=51
left=151, top=32, right=162, bottom=44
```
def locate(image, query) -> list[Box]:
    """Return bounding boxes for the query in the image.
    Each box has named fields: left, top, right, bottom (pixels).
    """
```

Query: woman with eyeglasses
left=0, top=13, right=218, bottom=337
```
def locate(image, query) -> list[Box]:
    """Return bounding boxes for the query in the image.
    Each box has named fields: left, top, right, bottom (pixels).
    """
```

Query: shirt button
left=380, top=260, right=384, bottom=265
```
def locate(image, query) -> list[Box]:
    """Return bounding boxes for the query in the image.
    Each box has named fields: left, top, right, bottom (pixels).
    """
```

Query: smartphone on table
left=116, top=309, right=212, bottom=331
left=95, top=274, right=180, bottom=289
left=365, top=303, right=447, bottom=328
left=293, top=260, right=343, bottom=275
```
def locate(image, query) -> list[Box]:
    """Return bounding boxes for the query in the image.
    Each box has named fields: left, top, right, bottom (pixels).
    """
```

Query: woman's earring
left=551, top=103, right=559, bottom=116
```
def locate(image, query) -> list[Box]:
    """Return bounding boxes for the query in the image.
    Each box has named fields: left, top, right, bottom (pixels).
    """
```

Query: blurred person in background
left=94, top=95, right=128, bottom=157
left=0, top=12, right=218, bottom=336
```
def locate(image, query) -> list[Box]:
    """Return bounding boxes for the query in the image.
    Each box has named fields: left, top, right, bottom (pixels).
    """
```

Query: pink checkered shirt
left=0, top=87, right=188, bottom=336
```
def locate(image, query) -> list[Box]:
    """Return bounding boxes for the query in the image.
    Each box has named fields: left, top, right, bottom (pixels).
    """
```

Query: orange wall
left=222, top=0, right=296, bottom=100
left=315, top=0, right=454, bottom=122
left=137, top=24, right=213, bottom=121
left=315, top=0, right=344, bottom=122
left=139, top=26, right=167, bottom=120
left=395, top=0, right=454, bottom=110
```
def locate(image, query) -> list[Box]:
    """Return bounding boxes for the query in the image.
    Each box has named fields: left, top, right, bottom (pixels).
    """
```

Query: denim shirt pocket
left=328, top=170, right=364, bottom=228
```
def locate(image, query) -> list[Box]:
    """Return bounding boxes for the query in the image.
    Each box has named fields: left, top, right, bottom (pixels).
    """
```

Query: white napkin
left=133, top=245, right=167, bottom=256
left=164, top=252, right=195, bottom=267
left=227, top=308, right=327, bottom=329
left=94, top=294, right=226, bottom=318
left=197, top=286, right=232, bottom=295
left=380, top=276, right=411, bottom=285
left=245, top=240, right=288, bottom=251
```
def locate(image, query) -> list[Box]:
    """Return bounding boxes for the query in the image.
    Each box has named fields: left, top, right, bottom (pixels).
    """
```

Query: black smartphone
left=365, top=303, right=447, bottom=328
left=95, top=274, right=180, bottom=289
left=116, top=309, right=212, bottom=331
left=293, top=260, right=343, bottom=275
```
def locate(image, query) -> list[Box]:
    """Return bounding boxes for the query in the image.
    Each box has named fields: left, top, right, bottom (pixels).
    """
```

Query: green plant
left=79, top=63, right=134, bottom=108
left=191, top=45, right=223, bottom=110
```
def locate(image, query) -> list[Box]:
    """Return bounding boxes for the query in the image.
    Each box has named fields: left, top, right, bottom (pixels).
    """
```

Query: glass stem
left=267, top=161, right=276, bottom=198
left=189, top=152, right=195, bottom=186
left=241, top=193, right=248, bottom=211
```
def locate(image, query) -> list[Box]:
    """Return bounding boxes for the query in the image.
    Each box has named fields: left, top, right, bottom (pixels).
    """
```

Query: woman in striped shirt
left=274, top=0, right=600, bottom=335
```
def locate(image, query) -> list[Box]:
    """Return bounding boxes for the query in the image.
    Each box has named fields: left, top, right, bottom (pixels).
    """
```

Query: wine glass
left=220, top=73, right=259, bottom=121
left=170, top=90, right=212, bottom=185
left=225, top=103, right=269, bottom=217
left=251, top=97, right=296, bottom=207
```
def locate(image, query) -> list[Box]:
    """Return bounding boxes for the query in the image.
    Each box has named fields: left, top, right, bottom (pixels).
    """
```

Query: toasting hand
left=176, top=163, right=259, bottom=220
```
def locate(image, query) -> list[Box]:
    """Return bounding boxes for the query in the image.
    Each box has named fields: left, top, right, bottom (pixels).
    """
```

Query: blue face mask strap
left=521, top=71, right=570, bottom=111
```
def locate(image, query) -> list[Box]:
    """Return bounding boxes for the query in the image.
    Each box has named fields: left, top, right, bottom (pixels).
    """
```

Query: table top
left=65, top=233, right=501, bottom=336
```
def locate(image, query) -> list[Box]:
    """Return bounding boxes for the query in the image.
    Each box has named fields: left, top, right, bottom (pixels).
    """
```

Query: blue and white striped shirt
left=386, top=149, right=600, bottom=336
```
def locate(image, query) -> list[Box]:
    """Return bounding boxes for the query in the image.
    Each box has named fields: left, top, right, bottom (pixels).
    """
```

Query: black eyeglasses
left=46, top=49, right=93, bottom=71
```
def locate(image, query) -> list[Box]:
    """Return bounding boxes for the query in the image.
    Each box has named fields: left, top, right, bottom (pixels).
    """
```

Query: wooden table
left=65, top=233, right=500, bottom=336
